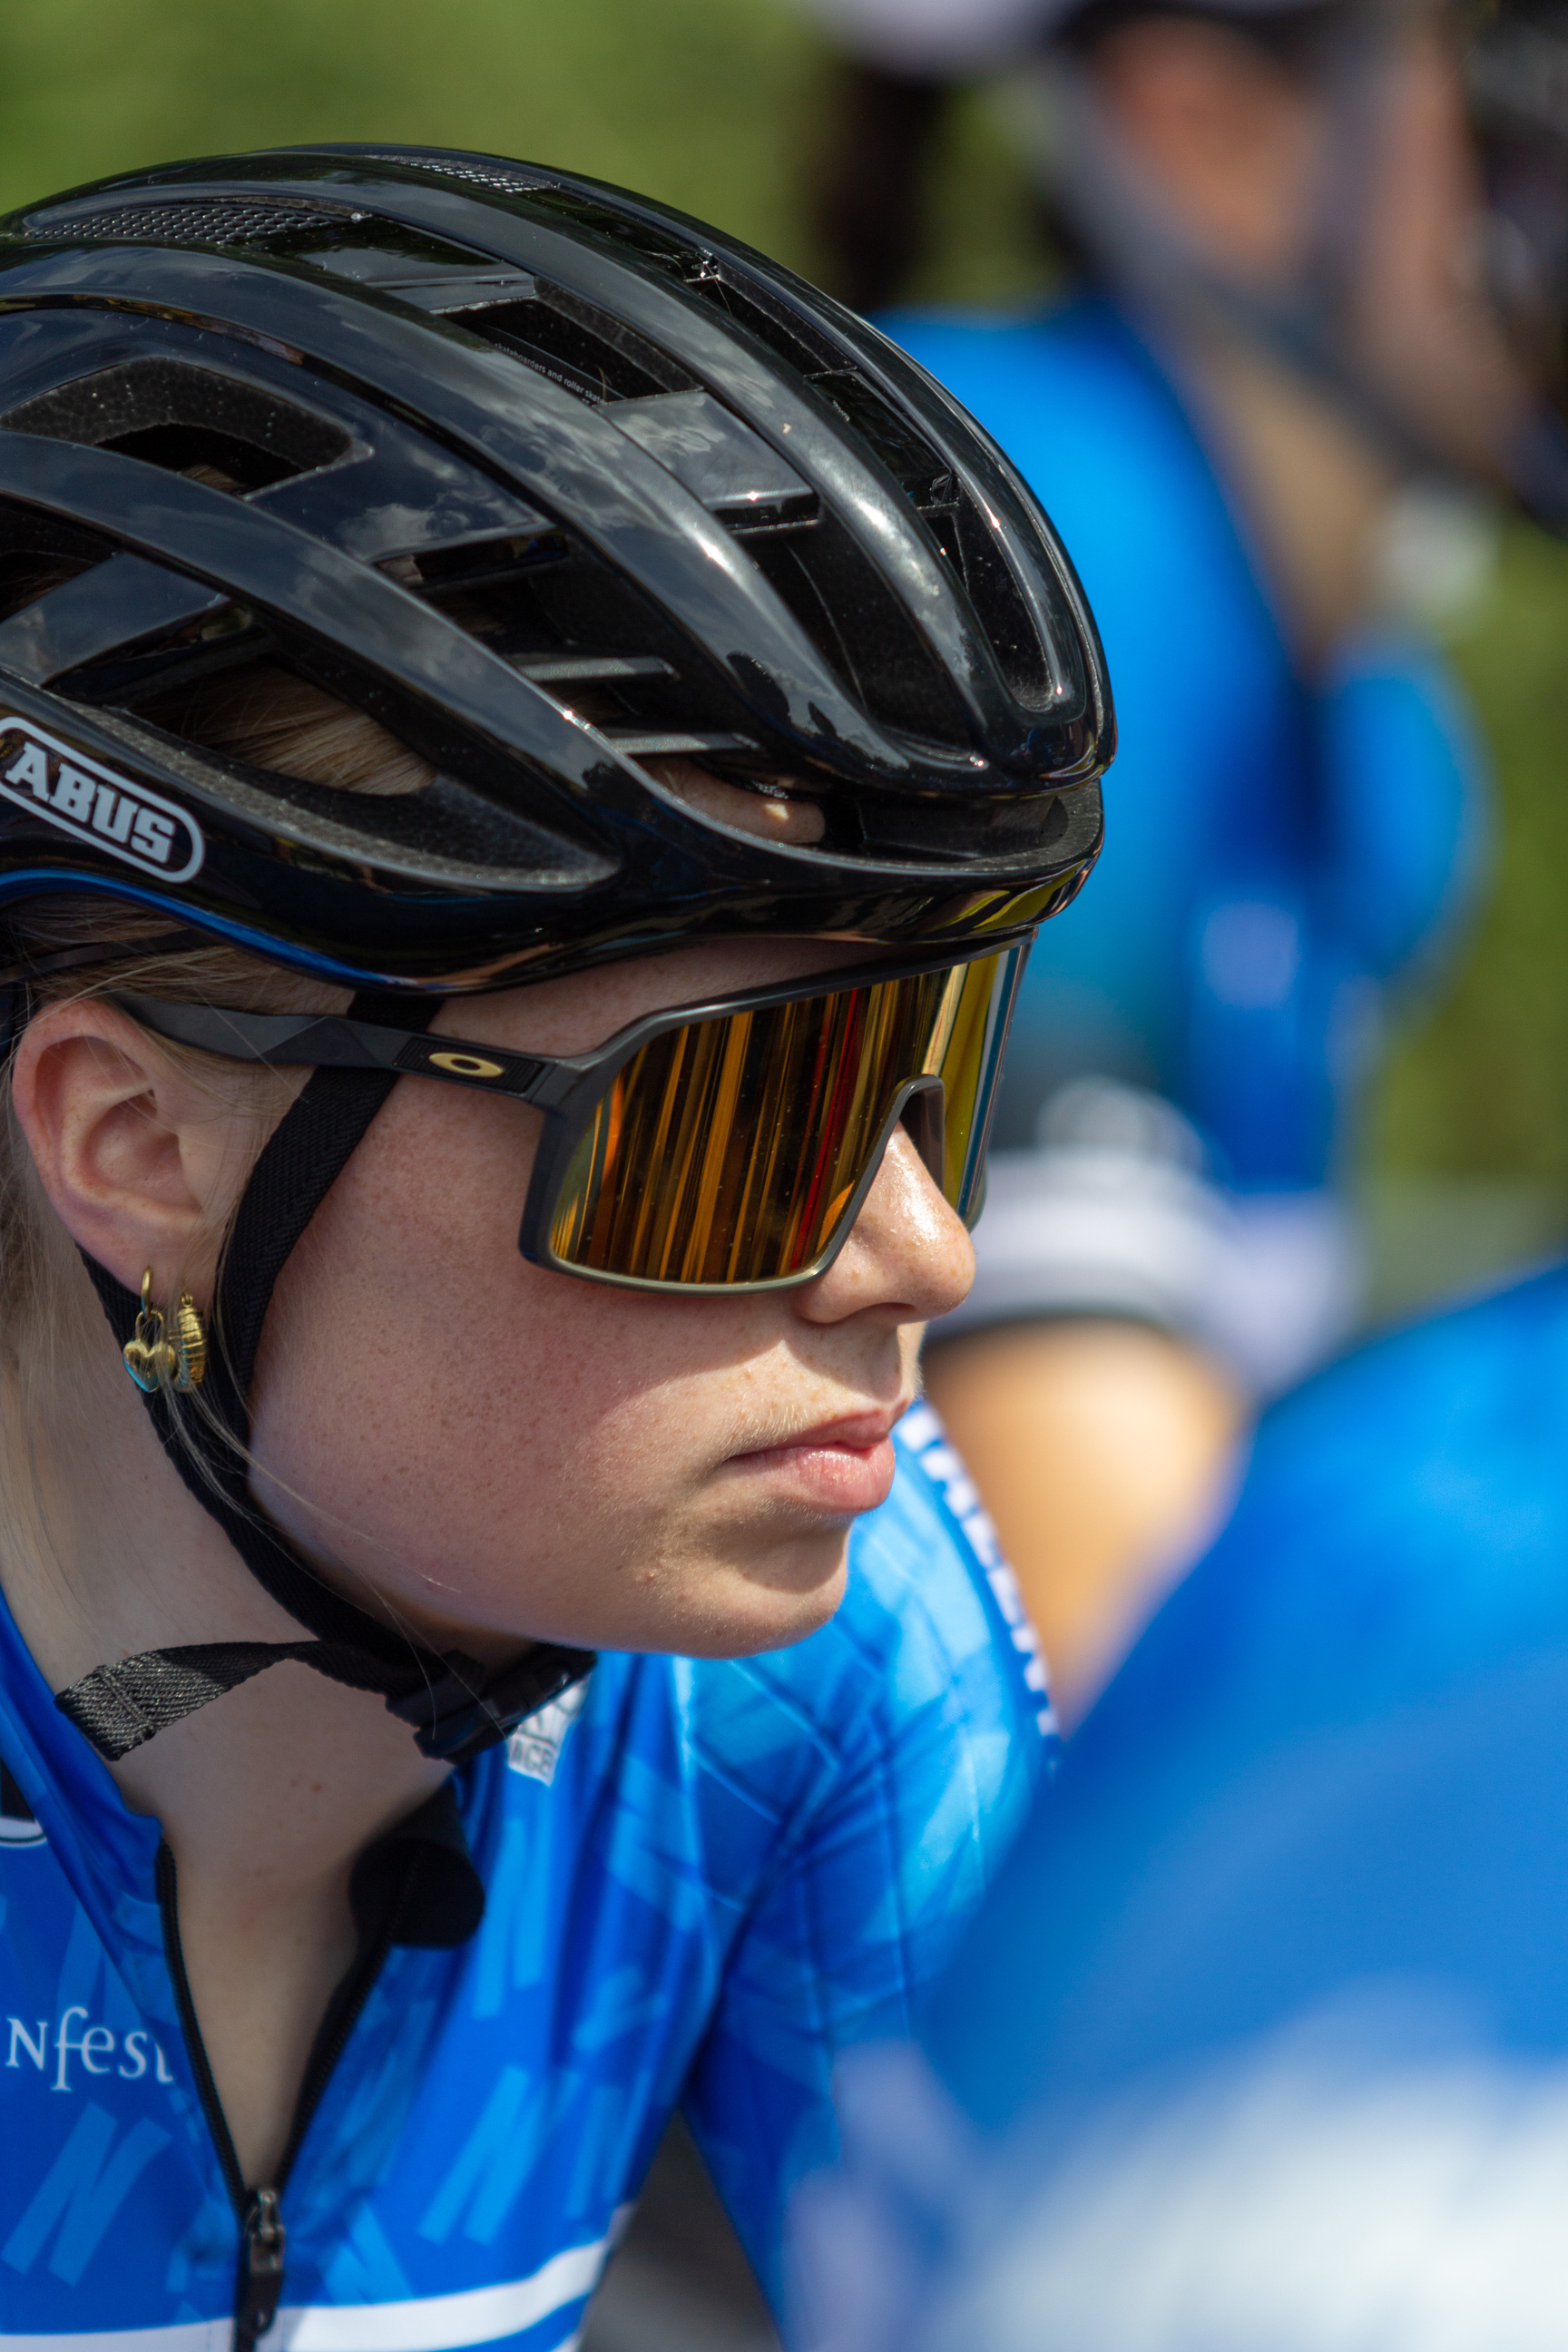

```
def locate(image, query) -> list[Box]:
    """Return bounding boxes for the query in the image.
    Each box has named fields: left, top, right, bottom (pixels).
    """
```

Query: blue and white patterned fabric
left=794, top=1267, right=1568, bottom=2352
left=0, top=1406, right=1048, bottom=2349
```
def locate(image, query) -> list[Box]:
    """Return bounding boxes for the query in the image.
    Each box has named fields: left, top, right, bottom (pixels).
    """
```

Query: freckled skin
left=248, top=937, right=975, bottom=1663
left=7, top=930, right=976, bottom=2183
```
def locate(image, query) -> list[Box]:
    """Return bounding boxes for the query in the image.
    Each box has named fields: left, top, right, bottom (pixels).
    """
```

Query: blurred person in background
left=795, top=1256, right=1568, bottom=2351
left=797, top=0, right=1544, bottom=1720
left=787, top=35, right=1568, bottom=2315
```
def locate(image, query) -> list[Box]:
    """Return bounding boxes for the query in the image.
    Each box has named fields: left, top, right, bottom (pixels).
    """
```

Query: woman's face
left=248, top=937, right=975, bottom=1662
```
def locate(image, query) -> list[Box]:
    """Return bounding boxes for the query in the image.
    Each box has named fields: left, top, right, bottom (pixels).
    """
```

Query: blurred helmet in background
left=800, top=0, right=1568, bottom=530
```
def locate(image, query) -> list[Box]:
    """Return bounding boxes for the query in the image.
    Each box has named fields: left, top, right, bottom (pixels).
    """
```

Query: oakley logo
left=428, top=1050, right=505, bottom=1079
left=0, top=716, right=204, bottom=883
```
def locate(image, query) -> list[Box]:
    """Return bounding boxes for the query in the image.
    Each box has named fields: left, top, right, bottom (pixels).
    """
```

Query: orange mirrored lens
left=548, top=949, right=1020, bottom=1287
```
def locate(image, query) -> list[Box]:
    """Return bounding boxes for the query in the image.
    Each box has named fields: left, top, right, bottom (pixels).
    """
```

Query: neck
left=0, top=1347, right=448, bottom=1893
left=1, top=1342, right=453, bottom=2186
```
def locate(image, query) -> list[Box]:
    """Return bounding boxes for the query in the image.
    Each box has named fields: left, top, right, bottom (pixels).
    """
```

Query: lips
left=724, top=1404, right=907, bottom=1516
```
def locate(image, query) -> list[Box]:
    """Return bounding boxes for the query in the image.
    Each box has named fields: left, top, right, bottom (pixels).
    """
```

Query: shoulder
left=918, top=1269, right=1568, bottom=2128
left=1083, top=1262, right=1568, bottom=1779
left=1236, top=1259, right=1568, bottom=1591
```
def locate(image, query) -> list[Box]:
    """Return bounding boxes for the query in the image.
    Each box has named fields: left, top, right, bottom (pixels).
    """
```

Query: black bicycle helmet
left=0, top=146, right=1113, bottom=1769
left=0, top=142, right=1110, bottom=988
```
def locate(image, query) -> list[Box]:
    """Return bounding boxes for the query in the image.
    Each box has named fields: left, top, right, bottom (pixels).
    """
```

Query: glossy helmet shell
left=0, top=146, right=1112, bottom=993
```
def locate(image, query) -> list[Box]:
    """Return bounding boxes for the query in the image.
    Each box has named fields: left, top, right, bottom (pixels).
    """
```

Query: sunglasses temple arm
left=111, top=993, right=563, bottom=1102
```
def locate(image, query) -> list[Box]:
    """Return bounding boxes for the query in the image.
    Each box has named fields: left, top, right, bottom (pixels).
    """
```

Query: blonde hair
left=0, top=667, right=828, bottom=1619
left=0, top=675, right=817, bottom=1418
left=0, top=666, right=433, bottom=1416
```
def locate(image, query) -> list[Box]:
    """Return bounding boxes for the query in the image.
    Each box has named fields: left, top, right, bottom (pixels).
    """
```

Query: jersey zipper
left=155, top=1842, right=400, bottom=2351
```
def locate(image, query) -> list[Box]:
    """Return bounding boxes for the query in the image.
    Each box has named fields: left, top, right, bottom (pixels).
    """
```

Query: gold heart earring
left=122, top=1270, right=207, bottom=1394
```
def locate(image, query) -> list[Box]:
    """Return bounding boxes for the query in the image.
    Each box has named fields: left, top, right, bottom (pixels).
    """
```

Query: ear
left=10, top=998, right=255, bottom=1306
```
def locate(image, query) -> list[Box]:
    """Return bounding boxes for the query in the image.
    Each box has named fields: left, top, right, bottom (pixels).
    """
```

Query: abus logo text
left=0, top=715, right=204, bottom=883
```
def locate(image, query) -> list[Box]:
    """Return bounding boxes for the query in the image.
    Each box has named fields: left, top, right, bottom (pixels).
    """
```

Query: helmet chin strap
left=58, top=988, right=593, bottom=1769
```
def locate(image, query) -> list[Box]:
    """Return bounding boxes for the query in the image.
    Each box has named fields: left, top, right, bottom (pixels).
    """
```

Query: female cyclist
left=0, top=146, right=1109, bottom=2349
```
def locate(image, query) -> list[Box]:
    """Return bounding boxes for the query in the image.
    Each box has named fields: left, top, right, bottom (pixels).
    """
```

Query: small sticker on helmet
left=0, top=716, right=205, bottom=884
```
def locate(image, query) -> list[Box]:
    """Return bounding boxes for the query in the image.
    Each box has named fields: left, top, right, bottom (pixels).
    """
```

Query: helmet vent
left=4, top=360, right=351, bottom=495
left=436, top=170, right=700, bottom=272
left=354, top=153, right=554, bottom=202
left=0, top=538, right=111, bottom=626
left=671, top=270, right=950, bottom=501
left=805, top=369, right=956, bottom=510
left=309, top=155, right=1065, bottom=714
left=939, top=494, right=1059, bottom=712
left=387, top=532, right=762, bottom=758
left=442, top=289, right=691, bottom=407
left=653, top=270, right=1056, bottom=708
left=136, top=661, right=435, bottom=799
left=21, top=197, right=361, bottom=247
left=378, top=529, right=571, bottom=597
left=743, top=509, right=968, bottom=747
left=680, top=269, right=838, bottom=377
left=99, top=687, right=609, bottom=888
left=349, top=155, right=703, bottom=273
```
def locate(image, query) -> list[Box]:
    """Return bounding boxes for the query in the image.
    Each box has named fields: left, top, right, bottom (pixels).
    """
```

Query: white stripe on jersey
left=0, top=2226, right=609, bottom=2352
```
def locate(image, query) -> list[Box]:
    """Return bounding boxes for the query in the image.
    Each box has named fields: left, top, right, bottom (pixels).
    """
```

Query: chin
left=652, top=1539, right=851, bottom=1661
left=375, top=1524, right=853, bottom=1662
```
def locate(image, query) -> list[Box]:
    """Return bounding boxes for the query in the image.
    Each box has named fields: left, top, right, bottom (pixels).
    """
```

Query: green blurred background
left=5, top=0, right=1566, bottom=1314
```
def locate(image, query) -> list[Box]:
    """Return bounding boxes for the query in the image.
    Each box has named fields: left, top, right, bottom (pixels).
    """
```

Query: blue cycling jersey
left=0, top=1406, right=1049, bottom=2350
left=883, top=296, right=1486, bottom=1190
left=796, top=1270, right=1568, bottom=2352
left=923, top=1260, right=1568, bottom=2126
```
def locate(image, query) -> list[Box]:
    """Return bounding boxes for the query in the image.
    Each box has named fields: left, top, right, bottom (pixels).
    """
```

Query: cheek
left=251, top=1079, right=624, bottom=1530
left=245, top=1076, right=846, bottom=1646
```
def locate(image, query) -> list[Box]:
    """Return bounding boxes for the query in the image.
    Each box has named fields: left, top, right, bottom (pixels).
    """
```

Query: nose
left=795, top=1124, right=975, bottom=1328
